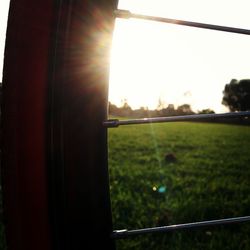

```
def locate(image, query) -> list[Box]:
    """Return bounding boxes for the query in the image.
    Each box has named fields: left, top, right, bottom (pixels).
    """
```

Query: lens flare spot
left=158, top=186, right=167, bottom=193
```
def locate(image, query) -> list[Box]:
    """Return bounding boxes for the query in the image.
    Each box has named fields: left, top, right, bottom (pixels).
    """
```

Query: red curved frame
left=2, top=1, right=117, bottom=250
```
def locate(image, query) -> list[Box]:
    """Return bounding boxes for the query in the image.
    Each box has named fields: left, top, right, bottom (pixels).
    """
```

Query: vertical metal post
left=47, top=1, right=118, bottom=250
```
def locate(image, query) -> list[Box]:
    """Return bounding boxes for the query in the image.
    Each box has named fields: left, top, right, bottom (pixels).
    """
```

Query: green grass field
left=108, top=122, right=250, bottom=250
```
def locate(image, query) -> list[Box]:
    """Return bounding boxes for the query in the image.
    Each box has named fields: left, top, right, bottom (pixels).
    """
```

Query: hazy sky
left=109, top=0, right=250, bottom=113
left=0, top=1, right=249, bottom=113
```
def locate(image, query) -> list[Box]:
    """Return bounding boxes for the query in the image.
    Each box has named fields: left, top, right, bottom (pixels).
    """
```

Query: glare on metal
left=115, top=9, right=250, bottom=36
left=104, top=111, right=250, bottom=128
left=112, top=215, right=250, bottom=239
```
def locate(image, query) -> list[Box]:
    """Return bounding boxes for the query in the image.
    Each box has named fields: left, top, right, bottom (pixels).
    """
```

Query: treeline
left=109, top=101, right=215, bottom=118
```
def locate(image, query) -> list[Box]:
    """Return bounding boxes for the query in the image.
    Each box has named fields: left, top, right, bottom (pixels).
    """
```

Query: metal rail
left=110, top=11, right=250, bottom=242
left=104, top=111, right=250, bottom=128
left=112, top=215, right=250, bottom=239
left=115, top=9, right=250, bottom=36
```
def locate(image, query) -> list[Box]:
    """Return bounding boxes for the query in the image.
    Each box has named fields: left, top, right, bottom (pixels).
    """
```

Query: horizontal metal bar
left=114, top=9, right=250, bottom=36
left=104, top=111, right=250, bottom=127
left=112, top=215, right=250, bottom=239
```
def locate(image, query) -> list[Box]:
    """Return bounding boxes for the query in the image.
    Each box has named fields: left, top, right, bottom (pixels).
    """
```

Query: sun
left=109, top=18, right=176, bottom=110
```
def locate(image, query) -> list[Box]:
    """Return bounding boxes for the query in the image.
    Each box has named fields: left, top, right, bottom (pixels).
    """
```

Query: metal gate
left=1, top=1, right=250, bottom=250
left=106, top=7, right=250, bottom=244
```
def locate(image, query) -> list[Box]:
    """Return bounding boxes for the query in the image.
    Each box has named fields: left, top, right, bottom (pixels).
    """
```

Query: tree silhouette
left=198, top=109, right=215, bottom=114
left=177, top=104, right=194, bottom=115
left=222, top=79, right=250, bottom=111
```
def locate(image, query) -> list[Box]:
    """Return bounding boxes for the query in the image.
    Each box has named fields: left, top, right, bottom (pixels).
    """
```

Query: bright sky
left=109, top=0, right=250, bottom=113
left=0, top=1, right=250, bottom=113
left=0, top=0, right=10, bottom=82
